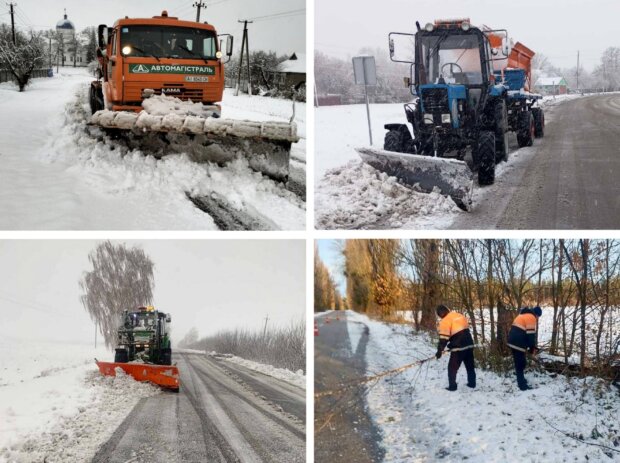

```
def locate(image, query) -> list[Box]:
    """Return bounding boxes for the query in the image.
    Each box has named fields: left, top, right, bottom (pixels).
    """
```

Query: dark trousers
left=512, top=348, right=527, bottom=388
left=448, top=348, right=476, bottom=389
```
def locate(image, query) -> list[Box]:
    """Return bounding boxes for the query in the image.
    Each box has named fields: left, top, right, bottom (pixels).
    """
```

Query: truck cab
left=90, top=10, right=233, bottom=114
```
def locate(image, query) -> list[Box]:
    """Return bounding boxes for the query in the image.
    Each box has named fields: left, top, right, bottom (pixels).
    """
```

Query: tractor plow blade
left=90, top=110, right=298, bottom=182
left=356, top=147, right=474, bottom=211
left=96, top=360, right=180, bottom=391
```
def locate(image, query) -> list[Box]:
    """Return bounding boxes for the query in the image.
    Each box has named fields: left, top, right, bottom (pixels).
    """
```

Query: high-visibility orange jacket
left=437, top=311, right=474, bottom=352
left=508, top=308, right=538, bottom=352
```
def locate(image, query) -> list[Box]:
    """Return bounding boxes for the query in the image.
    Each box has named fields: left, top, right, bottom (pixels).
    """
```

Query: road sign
left=352, top=56, right=377, bottom=144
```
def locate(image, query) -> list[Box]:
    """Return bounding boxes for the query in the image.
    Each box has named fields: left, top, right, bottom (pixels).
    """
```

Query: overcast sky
left=316, top=0, right=619, bottom=71
left=0, top=240, right=305, bottom=347
left=4, top=0, right=305, bottom=55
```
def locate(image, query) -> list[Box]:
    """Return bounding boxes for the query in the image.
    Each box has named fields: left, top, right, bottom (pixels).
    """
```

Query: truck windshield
left=418, top=34, right=483, bottom=85
left=120, top=25, right=217, bottom=60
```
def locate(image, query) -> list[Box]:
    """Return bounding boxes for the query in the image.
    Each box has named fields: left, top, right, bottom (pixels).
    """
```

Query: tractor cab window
left=120, top=25, right=218, bottom=60
left=418, top=33, right=483, bottom=85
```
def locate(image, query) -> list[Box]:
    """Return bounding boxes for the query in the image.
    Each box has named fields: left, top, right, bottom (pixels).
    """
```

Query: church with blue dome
left=52, top=9, right=88, bottom=67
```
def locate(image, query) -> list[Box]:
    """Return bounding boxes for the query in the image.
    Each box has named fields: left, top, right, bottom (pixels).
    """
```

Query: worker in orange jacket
left=436, top=304, right=476, bottom=391
left=507, top=306, right=542, bottom=390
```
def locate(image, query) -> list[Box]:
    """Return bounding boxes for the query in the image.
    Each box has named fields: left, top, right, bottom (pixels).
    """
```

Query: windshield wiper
left=130, top=45, right=160, bottom=62
left=177, top=44, right=209, bottom=64
left=427, top=32, right=449, bottom=63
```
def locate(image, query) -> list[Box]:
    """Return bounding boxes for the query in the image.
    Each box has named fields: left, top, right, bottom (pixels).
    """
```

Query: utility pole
left=576, top=50, right=580, bottom=92
left=262, top=315, right=269, bottom=338
left=8, top=2, right=16, bottom=45
left=234, top=20, right=253, bottom=96
left=193, top=1, right=206, bottom=22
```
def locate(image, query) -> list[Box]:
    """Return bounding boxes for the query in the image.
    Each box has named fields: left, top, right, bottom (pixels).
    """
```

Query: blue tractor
left=356, top=18, right=544, bottom=210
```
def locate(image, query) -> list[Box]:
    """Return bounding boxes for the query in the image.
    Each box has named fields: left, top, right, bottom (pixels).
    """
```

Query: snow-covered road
left=321, top=311, right=620, bottom=463
left=314, top=93, right=620, bottom=229
left=0, top=68, right=305, bottom=230
left=92, top=352, right=305, bottom=463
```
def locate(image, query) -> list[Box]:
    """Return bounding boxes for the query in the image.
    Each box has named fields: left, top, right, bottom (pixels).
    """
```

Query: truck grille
left=153, top=86, right=204, bottom=103
left=421, top=88, right=449, bottom=113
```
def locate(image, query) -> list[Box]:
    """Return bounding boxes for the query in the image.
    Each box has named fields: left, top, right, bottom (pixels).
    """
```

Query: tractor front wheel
left=494, top=101, right=509, bottom=162
left=161, top=348, right=172, bottom=366
left=114, top=348, right=128, bottom=363
left=476, top=131, right=496, bottom=186
left=517, top=111, right=535, bottom=147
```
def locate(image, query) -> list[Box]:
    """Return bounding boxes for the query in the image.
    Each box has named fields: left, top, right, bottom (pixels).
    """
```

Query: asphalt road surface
left=451, top=93, right=620, bottom=229
left=92, top=352, right=305, bottom=463
left=314, top=312, right=385, bottom=463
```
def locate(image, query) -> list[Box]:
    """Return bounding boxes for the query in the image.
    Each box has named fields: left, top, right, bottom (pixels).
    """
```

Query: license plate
left=185, top=76, right=209, bottom=82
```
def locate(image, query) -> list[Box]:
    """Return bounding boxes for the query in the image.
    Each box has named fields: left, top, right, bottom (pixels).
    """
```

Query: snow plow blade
left=96, top=360, right=180, bottom=391
left=90, top=110, right=298, bottom=182
left=356, top=147, right=474, bottom=211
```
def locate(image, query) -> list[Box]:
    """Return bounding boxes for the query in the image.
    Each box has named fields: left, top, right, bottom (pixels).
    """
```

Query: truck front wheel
left=532, top=108, right=545, bottom=138
left=517, top=111, right=535, bottom=147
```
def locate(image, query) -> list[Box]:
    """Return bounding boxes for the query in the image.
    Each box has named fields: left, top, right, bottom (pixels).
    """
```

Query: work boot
left=467, top=382, right=476, bottom=389
left=445, top=384, right=457, bottom=391
left=519, top=384, right=532, bottom=391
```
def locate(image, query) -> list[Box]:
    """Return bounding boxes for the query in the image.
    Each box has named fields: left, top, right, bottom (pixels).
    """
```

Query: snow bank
left=345, top=311, right=620, bottom=462
left=0, top=338, right=159, bottom=463
left=222, top=355, right=305, bottom=390
left=315, top=160, right=459, bottom=229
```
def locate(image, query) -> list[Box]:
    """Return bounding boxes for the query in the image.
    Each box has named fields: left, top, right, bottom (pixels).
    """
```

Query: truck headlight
left=122, top=46, right=132, bottom=55
left=461, top=21, right=470, bottom=31
left=441, top=113, right=451, bottom=124
left=425, top=23, right=434, bottom=32
left=216, top=51, right=223, bottom=59
left=424, top=114, right=434, bottom=124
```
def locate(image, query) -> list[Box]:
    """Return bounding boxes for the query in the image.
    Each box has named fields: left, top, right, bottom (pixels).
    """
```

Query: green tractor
left=114, top=305, right=173, bottom=365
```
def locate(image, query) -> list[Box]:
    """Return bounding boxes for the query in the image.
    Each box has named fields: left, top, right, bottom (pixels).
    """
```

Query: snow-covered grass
left=222, top=355, right=306, bottom=390
left=0, top=68, right=305, bottom=230
left=314, top=95, right=585, bottom=230
left=0, top=337, right=159, bottom=463
left=345, top=310, right=620, bottom=462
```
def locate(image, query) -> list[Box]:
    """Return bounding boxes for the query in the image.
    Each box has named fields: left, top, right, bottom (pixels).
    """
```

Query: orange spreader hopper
left=96, top=360, right=180, bottom=391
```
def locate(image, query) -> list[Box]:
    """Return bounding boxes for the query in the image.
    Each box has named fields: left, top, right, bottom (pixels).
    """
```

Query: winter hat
left=532, top=306, right=542, bottom=317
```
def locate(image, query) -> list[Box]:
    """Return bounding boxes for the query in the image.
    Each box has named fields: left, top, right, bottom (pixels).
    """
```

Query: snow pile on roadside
left=0, top=336, right=160, bottom=463
left=1, top=370, right=159, bottom=463
left=346, top=311, right=620, bottom=462
left=223, top=355, right=306, bottom=390
left=39, top=88, right=305, bottom=230
left=315, top=160, right=460, bottom=229
left=176, top=348, right=207, bottom=354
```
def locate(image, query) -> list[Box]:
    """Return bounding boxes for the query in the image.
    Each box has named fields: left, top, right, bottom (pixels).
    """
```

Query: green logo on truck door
left=128, top=64, right=215, bottom=75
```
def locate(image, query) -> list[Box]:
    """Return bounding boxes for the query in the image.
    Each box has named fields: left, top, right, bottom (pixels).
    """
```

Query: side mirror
left=166, top=315, right=171, bottom=323
left=389, top=38, right=395, bottom=58
left=403, top=76, right=411, bottom=88
left=226, top=35, right=233, bottom=56
left=502, top=37, right=512, bottom=57
left=97, top=24, right=108, bottom=49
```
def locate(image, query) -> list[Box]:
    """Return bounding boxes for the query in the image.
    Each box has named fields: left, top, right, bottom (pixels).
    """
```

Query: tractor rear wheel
left=161, top=348, right=172, bottom=366
left=476, top=131, right=496, bottom=186
left=532, top=108, right=545, bottom=138
left=114, top=348, right=128, bottom=363
left=517, top=111, right=535, bottom=147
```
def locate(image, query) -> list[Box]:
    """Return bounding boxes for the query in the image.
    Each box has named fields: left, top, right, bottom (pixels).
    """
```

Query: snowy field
left=344, top=310, right=620, bottom=462
left=0, top=68, right=305, bottom=230
left=314, top=95, right=580, bottom=229
left=0, top=337, right=159, bottom=463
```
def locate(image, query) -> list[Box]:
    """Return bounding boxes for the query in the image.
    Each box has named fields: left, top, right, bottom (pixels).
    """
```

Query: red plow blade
left=96, top=360, right=180, bottom=391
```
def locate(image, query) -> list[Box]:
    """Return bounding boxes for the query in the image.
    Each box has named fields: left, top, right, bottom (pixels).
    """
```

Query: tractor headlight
left=122, top=46, right=132, bottom=55
left=216, top=51, right=223, bottom=59
left=425, top=23, right=434, bottom=32
left=424, top=114, right=434, bottom=124
left=461, top=21, right=471, bottom=31
left=441, top=113, right=451, bottom=124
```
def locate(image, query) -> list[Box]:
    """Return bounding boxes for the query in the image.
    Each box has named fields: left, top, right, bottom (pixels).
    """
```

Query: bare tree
left=0, top=28, right=46, bottom=92
left=79, top=241, right=155, bottom=348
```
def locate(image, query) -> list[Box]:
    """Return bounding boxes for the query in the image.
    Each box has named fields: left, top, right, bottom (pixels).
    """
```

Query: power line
left=247, top=8, right=305, bottom=22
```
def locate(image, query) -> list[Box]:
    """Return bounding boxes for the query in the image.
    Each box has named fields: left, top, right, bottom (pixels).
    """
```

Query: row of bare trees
left=332, top=239, right=620, bottom=372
